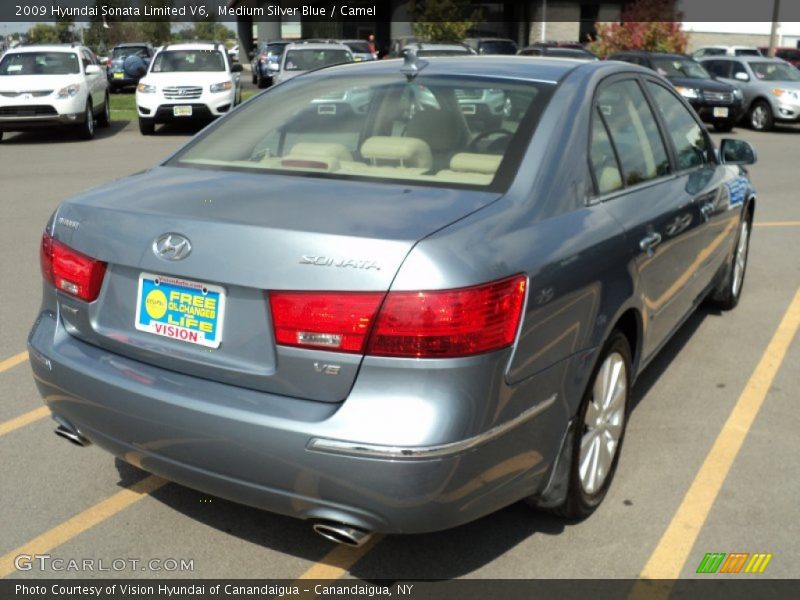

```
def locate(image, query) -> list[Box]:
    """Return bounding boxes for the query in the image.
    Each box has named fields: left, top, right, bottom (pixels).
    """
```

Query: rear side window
left=589, top=108, right=623, bottom=194
left=646, top=82, right=710, bottom=171
left=596, top=80, right=670, bottom=186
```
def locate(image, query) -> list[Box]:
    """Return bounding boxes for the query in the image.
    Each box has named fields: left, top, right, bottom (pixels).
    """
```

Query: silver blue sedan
left=30, top=55, right=756, bottom=545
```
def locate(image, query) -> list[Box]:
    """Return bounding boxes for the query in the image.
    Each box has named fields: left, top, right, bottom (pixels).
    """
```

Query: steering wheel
left=468, top=129, right=513, bottom=154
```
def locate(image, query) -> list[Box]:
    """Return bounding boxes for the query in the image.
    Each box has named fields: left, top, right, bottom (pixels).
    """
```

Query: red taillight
left=40, top=232, right=107, bottom=302
left=269, top=275, right=527, bottom=358
left=269, top=291, right=384, bottom=353
left=367, top=275, right=527, bottom=358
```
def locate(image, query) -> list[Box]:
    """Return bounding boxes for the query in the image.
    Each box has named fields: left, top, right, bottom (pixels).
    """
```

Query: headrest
left=449, top=153, right=502, bottom=175
left=360, top=136, right=432, bottom=169
left=289, top=142, right=353, bottom=162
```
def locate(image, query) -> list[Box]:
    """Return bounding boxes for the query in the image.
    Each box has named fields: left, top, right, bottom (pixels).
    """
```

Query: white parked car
left=135, top=42, right=243, bottom=135
left=0, top=44, right=110, bottom=142
left=692, top=45, right=762, bottom=58
left=272, top=42, right=353, bottom=85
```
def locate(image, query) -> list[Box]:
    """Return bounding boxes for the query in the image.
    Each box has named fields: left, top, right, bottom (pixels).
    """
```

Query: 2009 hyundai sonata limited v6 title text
left=29, top=54, right=757, bottom=545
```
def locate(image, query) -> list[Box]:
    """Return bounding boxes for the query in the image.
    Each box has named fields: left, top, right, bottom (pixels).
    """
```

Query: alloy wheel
left=732, top=220, right=749, bottom=298
left=579, top=352, right=627, bottom=495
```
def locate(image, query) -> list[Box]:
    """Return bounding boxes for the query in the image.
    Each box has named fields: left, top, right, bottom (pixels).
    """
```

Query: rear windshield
left=750, top=61, right=800, bottom=81
left=345, top=42, right=371, bottom=54
left=735, top=49, right=761, bottom=56
left=113, top=46, right=149, bottom=59
left=651, top=57, right=711, bottom=79
left=284, top=49, right=352, bottom=71
left=169, top=73, right=555, bottom=191
left=478, top=41, right=518, bottom=55
left=0, top=52, right=80, bottom=75
left=546, top=48, right=596, bottom=60
left=151, top=50, right=226, bottom=73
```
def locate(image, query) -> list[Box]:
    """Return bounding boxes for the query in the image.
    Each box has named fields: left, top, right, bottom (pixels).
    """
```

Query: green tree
left=589, top=0, right=687, bottom=58
left=409, top=0, right=482, bottom=42
left=55, top=16, right=75, bottom=43
left=141, top=1, right=173, bottom=46
left=26, top=24, right=60, bottom=44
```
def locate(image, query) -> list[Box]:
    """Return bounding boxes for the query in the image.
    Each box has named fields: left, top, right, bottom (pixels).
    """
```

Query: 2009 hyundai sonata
left=29, top=55, right=756, bottom=545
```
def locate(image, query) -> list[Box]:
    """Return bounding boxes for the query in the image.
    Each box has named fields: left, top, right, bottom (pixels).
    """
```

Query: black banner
left=3, top=579, right=800, bottom=600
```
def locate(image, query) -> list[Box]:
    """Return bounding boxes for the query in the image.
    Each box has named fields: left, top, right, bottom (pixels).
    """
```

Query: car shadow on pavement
left=0, top=120, right=128, bottom=144
left=629, top=308, right=707, bottom=412
left=113, top=458, right=567, bottom=578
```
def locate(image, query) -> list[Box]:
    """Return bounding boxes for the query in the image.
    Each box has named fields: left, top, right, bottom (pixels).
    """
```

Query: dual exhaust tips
left=53, top=421, right=372, bottom=546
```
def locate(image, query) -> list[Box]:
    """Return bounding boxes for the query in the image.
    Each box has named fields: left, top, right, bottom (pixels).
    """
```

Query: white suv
left=0, top=44, right=109, bottom=142
left=273, top=42, right=353, bottom=85
left=136, top=42, right=243, bottom=135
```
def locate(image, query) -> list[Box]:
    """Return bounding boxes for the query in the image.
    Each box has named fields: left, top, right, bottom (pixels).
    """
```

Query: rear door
left=589, top=76, right=710, bottom=361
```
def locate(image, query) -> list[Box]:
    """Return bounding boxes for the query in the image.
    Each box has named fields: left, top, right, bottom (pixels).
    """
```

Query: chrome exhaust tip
left=54, top=423, right=90, bottom=447
left=312, top=522, right=372, bottom=547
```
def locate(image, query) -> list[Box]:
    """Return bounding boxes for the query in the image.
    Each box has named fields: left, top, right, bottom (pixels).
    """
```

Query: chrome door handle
left=700, top=203, right=714, bottom=220
left=639, top=232, right=662, bottom=254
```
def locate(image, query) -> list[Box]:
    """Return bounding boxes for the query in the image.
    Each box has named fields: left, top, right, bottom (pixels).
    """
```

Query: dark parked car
left=106, top=43, right=153, bottom=92
left=609, top=51, right=744, bottom=131
left=465, top=37, right=518, bottom=55
left=30, top=57, right=756, bottom=544
left=250, top=40, right=290, bottom=88
left=519, top=44, right=598, bottom=61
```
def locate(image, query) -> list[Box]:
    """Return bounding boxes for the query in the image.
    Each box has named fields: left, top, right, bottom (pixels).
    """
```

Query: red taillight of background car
left=106, top=58, right=113, bottom=68
left=269, top=275, right=527, bottom=358
left=40, top=232, right=107, bottom=302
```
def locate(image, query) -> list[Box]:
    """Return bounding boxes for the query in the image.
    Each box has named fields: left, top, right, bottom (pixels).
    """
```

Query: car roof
left=6, top=44, right=83, bottom=54
left=159, top=43, right=224, bottom=52
left=408, top=42, right=470, bottom=51
left=299, top=55, right=606, bottom=84
left=700, top=55, right=783, bottom=63
left=284, top=42, right=351, bottom=51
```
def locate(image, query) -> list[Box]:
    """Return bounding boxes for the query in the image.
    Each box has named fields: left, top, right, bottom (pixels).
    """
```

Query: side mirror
left=734, top=71, right=749, bottom=81
left=85, top=64, right=101, bottom=75
left=231, top=63, right=244, bottom=73
left=720, top=138, right=757, bottom=165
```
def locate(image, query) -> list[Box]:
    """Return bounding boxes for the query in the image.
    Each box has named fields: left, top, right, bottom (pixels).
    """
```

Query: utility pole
left=768, top=0, right=780, bottom=56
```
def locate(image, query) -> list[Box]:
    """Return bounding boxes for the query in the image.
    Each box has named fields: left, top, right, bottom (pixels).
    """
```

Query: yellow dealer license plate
left=173, top=105, right=193, bottom=117
left=113, top=72, right=124, bottom=79
left=134, top=273, right=226, bottom=348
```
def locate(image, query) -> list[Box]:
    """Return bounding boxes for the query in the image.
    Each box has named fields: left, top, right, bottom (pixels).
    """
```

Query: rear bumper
left=28, top=309, right=568, bottom=534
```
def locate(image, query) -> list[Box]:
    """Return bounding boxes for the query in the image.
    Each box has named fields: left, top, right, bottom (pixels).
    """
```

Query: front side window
left=704, top=60, right=731, bottom=78
left=284, top=49, right=352, bottom=71
left=596, top=80, right=670, bottom=186
left=750, top=61, right=800, bottom=82
left=647, top=82, right=710, bottom=171
left=169, top=73, right=554, bottom=190
left=731, top=61, right=749, bottom=79
left=151, top=50, right=226, bottom=73
left=0, top=52, right=80, bottom=75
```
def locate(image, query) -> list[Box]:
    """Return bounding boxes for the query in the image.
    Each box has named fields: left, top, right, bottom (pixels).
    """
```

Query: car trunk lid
left=51, top=166, right=501, bottom=402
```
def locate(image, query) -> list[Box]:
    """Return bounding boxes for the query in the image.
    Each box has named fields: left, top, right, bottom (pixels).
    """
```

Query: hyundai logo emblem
left=153, top=233, right=192, bottom=261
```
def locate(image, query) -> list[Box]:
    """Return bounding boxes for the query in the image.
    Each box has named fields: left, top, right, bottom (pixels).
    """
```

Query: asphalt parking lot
left=0, top=109, right=798, bottom=586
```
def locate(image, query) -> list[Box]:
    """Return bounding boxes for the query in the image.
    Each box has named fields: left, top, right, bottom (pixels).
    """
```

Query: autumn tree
left=589, top=0, right=688, bottom=58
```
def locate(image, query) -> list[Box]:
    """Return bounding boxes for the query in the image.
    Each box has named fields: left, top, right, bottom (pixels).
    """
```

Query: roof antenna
left=400, top=49, right=428, bottom=81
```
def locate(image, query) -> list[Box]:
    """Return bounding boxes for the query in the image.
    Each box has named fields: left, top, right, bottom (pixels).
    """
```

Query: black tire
left=0, top=131, right=3, bottom=143
left=77, top=101, right=95, bottom=140
left=707, top=215, right=751, bottom=310
left=251, top=72, right=257, bottom=85
left=554, top=331, right=633, bottom=519
left=713, top=119, right=734, bottom=133
left=98, top=93, right=111, bottom=128
left=748, top=100, right=774, bottom=131
left=138, top=117, right=155, bottom=135
left=256, top=70, right=268, bottom=89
